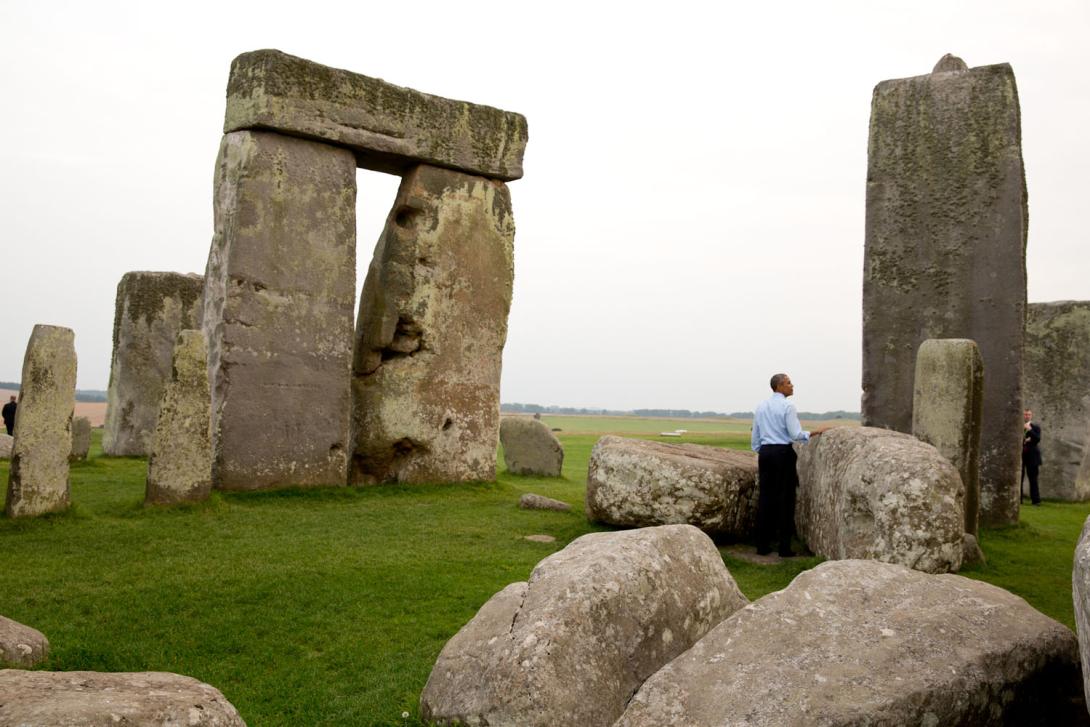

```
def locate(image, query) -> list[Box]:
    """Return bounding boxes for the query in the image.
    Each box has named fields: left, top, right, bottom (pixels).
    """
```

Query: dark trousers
left=757, top=444, right=798, bottom=554
left=1022, top=459, right=1040, bottom=504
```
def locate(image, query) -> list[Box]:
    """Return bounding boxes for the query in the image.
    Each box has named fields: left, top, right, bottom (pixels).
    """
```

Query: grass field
left=1, top=416, right=1086, bottom=726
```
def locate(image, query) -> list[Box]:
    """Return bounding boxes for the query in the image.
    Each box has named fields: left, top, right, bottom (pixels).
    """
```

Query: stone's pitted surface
left=5, top=325, right=76, bottom=519
left=795, top=426, right=964, bottom=573
left=68, top=416, right=91, bottom=462
left=352, top=165, right=514, bottom=484
left=500, top=417, right=563, bottom=476
left=1025, top=301, right=1090, bottom=500
left=617, top=560, right=1086, bottom=727
left=518, top=493, right=571, bottom=512
left=1075, top=516, right=1090, bottom=710
left=912, top=338, right=984, bottom=535
left=204, top=131, right=356, bottom=491
left=146, top=331, right=213, bottom=505
left=225, top=49, right=528, bottom=181
left=103, top=272, right=203, bottom=456
left=863, top=57, right=1027, bottom=527
left=585, top=435, right=758, bottom=536
left=0, top=670, right=247, bottom=726
left=420, top=525, right=748, bottom=727
left=0, top=434, right=12, bottom=459
left=0, top=616, right=49, bottom=668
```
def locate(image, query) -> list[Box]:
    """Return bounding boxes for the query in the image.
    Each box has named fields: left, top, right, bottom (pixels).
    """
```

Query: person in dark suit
left=1022, top=409, right=1042, bottom=506
left=1, top=395, right=15, bottom=436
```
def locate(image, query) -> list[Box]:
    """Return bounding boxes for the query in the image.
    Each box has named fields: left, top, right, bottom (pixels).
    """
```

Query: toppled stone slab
left=103, top=272, right=203, bottom=456
left=1025, top=301, right=1090, bottom=500
left=618, top=560, right=1086, bottom=726
left=68, top=416, right=91, bottom=462
left=0, top=670, right=246, bottom=726
left=523, top=534, right=555, bottom=543
left=5, top=325, right=76, bottom=519
left=585, top=435, right=758, bottom=536
left=795, top=426, right=964, bottom=573
left=501, top=417, right=564, bottom=476
left=225, top=49, right=528, bottom=181
left=518, top=493, right=571, bottom=511
left=0, top=615, right=49, bottom=668
left=146, top=331, right=212, bottom=505
left=420, top=524, right=748, bottom=727
left=352, top=165, right=514, bottom=484
left=0, top=434, right=11, bottom=459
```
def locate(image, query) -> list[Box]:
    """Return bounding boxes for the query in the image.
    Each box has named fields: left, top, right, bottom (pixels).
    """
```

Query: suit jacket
left=1023, top=422, right=1042, bottom=466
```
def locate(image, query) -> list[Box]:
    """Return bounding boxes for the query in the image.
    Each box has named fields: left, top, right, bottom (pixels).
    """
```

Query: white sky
left=2, top=1, right=1087, bottom=413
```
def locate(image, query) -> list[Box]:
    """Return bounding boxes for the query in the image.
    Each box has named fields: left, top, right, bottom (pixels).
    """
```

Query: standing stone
left=203, top=130, right=356, bottom=490
left=0, top=434, right=12, bottom=459
left=500, top=416, right=564, bottom=476
left=352, top=164, right=514, bottom=484
left=912, top=338, right=984, bottom=535
left=1025, top=301, right=1090, bottom=500
left=69, top=416, right=91, bottom=462
left=863, top=55, right=1027, bottom=526
left=5, top=325, right=76, bottom=519
left=146, top=330, right=212, bottom=505
left=102, top=272, right=203, bottom=456
left=1074, top=515, right=1090, bottom=711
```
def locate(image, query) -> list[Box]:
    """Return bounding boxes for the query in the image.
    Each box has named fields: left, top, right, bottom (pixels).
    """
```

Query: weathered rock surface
left=225, top=49, right=528, bottom=181
left=1025, top=301, right=1090, bottom=500
left=795, top=427, right=964, bottom=573
left=618, top=560, right=1085, bottom=726
left=0, top=616, right=48, bottom=668
left=420, top=524, right=748, bottom=727
left=103, top=272, right=203, bottom=456
left=0, top=434, right=11, bottom=459
left=912, top=338, right=984, bottom=534
left=1074, top=515, right=1090, bottom=711
left=500, top=417, right=563, bottom=476
left=146, top=330, right=212, bottom=505
left=585, top=436, right=758, bottom=536
left=5, top=325, right=76, bottom=519
left=352, top=164, right=514, bottom=484
left=0, top=670, right=246, bottom=726
left=863, top=56, right=1027, bottom=526
left=68, top=416, right=91, bottom=462
left=203, top=130, right=355, bottom=490
left=963, top=532, right=986, bottom=567
left=518, top=493, right=571, bottom=511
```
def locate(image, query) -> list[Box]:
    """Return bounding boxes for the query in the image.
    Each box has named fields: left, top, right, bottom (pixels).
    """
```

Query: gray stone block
left=0, top=615, right=48, bottom=668
left=500, top=417, right=563, bottom=476
left=69, top=416, right=91, bottom=462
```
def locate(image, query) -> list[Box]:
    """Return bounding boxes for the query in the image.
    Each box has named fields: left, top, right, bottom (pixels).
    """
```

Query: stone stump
left=203, top=130, right=356, bottom=490
left=5, top=325, right=76, bottom=518
left=352, top=164, right=514, bottom=484
left=500, top=416, right=563, bottom=476
left=0, top=434, right=12, bottom=459
left=0, top=615, right=49, bottom=668
left=146, top=330, right=212, bottom=505
left=103, top=272, right=203, bottom=456
left=1025, top=301, right=1090, bottom=500
left=69, top=416, right=91, bottom=462
left=912, top=338, right=984, bottom=535
left=863, top=54, right=1027, bottom=526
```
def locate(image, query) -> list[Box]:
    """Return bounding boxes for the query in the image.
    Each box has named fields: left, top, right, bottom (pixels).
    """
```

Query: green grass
left=1, top=416, right=1086, bottom=725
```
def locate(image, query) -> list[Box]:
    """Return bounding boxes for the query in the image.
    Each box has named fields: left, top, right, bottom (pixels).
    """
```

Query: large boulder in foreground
left=0, top=615, right=48, bottom=668
left=586, top=436, right=757, bottom=536
left=500, top=416, right=564, bottom=476
left=0, top=670, right=246, bottom=726
left=618, top=559, right=1086, bottom=727
left=1073, top=515, right=1090, bottom=710
left=796, top=426, right=964, bottom=573
left=420, top=524, right=748, bottom=727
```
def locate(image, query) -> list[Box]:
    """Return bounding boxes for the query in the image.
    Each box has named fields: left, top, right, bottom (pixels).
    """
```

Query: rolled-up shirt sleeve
left=751, top=417, right=761, bottom=452
left=785, top=403, right=810, bottom=443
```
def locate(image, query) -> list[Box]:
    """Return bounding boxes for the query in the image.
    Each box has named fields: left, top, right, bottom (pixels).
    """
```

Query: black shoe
left=778, top=550, right=797, bottom=558
left=756, top=546, right=773, bottom=556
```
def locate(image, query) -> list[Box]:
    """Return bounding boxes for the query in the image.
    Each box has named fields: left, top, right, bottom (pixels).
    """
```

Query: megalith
left=5, top=325, right=76, bottom=518
left=146, top=330, right=212, bottom=505
left=351, top=164, right=514, bottom=484
left=1025, top=301, right=1090, bottom=500
left=103, top=272, right=203, bottom=456
left=0, top=615, right=49, bottom=668
left=912, top=338, right=984, bottom=535
left=1074, top=515, right=1090, bottom=710
left=500, top=416, right=564, bottom=476
left=203, top=130, right=356, bottom=490
left=862, top=55, right=1027, bottom=526
left=69, top=416, right=92, bottom=462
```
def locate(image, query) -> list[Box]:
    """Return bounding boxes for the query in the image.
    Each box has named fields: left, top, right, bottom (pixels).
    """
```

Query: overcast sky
left=2, top=1, right=1087, bottom=412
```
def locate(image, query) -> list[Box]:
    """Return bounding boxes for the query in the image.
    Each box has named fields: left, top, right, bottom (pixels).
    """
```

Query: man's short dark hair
left=770, top=373, right=788, bottom=391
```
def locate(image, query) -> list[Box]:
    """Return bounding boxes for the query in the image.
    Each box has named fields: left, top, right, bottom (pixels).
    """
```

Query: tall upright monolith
left=103, top=272, right=203, bottom=456
left=912, top=339, right=984, bottom=536
left=862, top=54, right=1027, bottom=526
left=5, top=325, right=76, bottom=518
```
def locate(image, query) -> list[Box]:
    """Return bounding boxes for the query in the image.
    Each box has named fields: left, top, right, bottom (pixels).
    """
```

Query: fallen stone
left=146, top=331, right=212, bottom=505
left=0, top=670, right=246, bottom=726
left=103, top=272, right=203, bottom=456
left=5, top=325, right=76, bottom=518
left=618, top=560, right=1086, bottom=726
left=585, top=435, right=758, bottom=536
left=352, top=165, right=514, bottom=484
left=1074, top=515, right=1090, bottom=711
left=501, top=417, right=564, bottom=477
left=518, top=493, right=571, bottom=512
left=420, top=524, right=748, bottom=727
left=69, top=416, right=91, bottom=462
left=225, top=49, right=528, bottom=181
left=0, top=615, right=49, bottom=668
left=963, top=532, right=986, bottom=567
left=863, top=56, right=1027, bottom=526
left=0, top=434, right=11, bottom=459
left=523, top=534, right=555, bottom=543
left=795, top=427, right=964, bottom=573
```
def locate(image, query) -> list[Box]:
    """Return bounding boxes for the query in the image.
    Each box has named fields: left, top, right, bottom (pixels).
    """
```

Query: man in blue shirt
left=750, top=373, right=821, bottom=557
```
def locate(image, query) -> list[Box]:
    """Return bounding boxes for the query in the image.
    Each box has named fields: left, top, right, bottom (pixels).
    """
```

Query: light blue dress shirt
left=750, top=392, right=810, bottom=451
